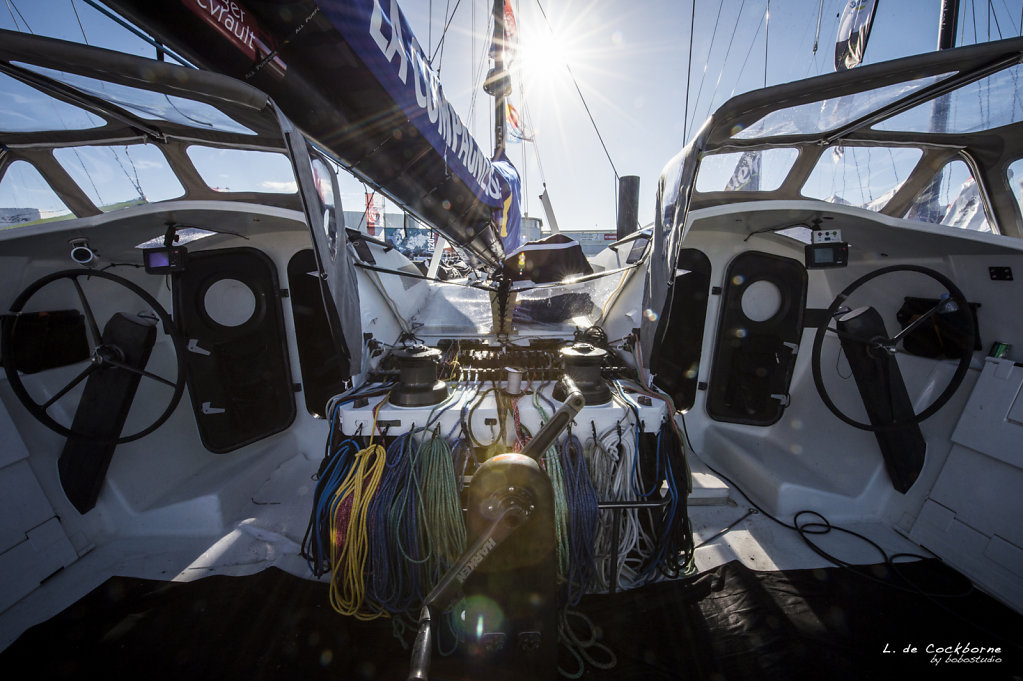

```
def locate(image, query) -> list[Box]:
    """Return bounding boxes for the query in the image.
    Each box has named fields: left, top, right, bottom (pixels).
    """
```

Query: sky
left=3, top=0, right=1023, bottom=232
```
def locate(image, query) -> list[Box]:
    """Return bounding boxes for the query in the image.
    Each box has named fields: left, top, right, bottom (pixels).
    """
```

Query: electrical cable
left=694, top=508, right=755, bottom=549
left=675, top=412, right=1020, bottom=645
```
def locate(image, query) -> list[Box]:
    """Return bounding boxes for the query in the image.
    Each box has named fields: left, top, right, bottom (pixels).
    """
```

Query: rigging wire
left=115, top=146, right=144, bottom=200
left=694, top=0, right=750, bottom=140
left=764, top=0, right=770, bottom=88
left=80, top=0, right=191, bottom=66
left=732, top=8, right=767, bottom=99
left=971, top=0, right=979, bottom=44
left=812, top=0, right=825, bottom=55
left=430, top=0, right=463, bottom=73
left=70, top=0, right=88, bottom=45
left=467, top=13, right=495, bottom=132
left=533, top=0, right=619, bottom=182
left=685, top=1, right=727, bottom=142
left=4, top=1, right=20, bottom=31
left=6, top=0, right=30, bottom=32
left=990, top=0, right=1004, bottom=39
left=682, top=0, right=696, bottom=143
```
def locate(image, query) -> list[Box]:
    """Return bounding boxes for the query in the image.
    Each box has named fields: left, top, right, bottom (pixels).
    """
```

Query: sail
left=835, top=0, right=879, bottom=71
left=105, top=0, right=522, bottom=268
left=725, top=151, right=761, bottom=191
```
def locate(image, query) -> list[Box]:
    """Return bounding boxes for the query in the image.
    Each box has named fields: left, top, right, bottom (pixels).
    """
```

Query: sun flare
left=515, top=22, right=573, bottom=94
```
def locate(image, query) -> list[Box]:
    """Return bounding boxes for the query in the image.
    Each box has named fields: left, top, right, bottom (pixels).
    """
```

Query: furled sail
left=106, top=0, right=522, bottom=268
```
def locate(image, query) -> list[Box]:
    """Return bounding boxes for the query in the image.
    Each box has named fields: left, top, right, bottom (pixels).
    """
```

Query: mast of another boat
left=937, top=0, right=959, bottom=50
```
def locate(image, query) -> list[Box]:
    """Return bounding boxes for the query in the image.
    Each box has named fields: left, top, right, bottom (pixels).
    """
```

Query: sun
left=513, top=19, right=573, bottom=95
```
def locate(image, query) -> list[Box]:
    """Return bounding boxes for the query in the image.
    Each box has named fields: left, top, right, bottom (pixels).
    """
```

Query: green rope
left=419, top=429, right=467, bottom=576
left=534, top=388, right=570, bottom=582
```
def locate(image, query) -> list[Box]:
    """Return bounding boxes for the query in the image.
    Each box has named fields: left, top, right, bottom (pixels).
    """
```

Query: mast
left=915, top=0, right=960, bottom=222
left=937, top=0, right=960, bottom=50
left=487, top=0, right=509, bottom=156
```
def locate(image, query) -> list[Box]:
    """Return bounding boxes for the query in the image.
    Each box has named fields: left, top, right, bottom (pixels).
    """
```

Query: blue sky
left=403, top=0, right=1023, bottom=230
left=3, top=0, right=1022, bottom=231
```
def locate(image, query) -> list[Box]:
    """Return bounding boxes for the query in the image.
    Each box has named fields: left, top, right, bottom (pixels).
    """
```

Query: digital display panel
left=143, top=246, right=187, bottom=273
left=805, top=242, right=847, bottom=269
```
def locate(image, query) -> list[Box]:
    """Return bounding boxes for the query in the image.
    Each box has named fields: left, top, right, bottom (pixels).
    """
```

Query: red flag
left=365, top=193, right=379, bottom=235
left=503, top=0, right=518, bottom=63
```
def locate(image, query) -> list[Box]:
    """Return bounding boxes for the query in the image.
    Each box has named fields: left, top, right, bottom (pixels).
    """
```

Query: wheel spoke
left=41, top=363, right=99, bottom=410
left=889, top=297, right=950, bottom=346
left=102, top=356, right=176, bottom=388
left=70, top=275, right=102, bottom=346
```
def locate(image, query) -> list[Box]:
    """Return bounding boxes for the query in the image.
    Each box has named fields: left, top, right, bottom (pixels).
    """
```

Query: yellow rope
left=328, top=396, right=388, bottom=620
left=328, top=441, right=386, bottom=619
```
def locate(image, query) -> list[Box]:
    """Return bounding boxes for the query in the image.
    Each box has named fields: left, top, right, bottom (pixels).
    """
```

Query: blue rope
left=560, top=435, right=599, bottom=605
left=302, top=397, right=364, bottom=576
left=364, top=434, right=421, bottom=615
left=303, top=435, right=359, bottom=576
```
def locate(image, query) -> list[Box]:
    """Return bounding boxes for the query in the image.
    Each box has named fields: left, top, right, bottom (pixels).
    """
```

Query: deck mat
left=3, top=559, right=1021, bottom=680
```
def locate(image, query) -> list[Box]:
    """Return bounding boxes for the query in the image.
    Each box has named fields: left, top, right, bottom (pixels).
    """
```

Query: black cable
left=677, top=413, right=995, bottom=606
left=693, top=508, right=755, bottom=549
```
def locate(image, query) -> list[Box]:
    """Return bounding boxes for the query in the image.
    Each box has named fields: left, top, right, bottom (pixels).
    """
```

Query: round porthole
left=203, top=278, right=257, bottom=328
left=740, top=279, right=783, bottom=323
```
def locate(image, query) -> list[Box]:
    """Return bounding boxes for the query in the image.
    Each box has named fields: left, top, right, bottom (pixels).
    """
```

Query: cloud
left=261, top=180, right=298, bottom=193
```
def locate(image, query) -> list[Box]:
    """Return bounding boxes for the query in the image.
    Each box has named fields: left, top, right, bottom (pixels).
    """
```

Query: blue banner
left=492, top=151, right=522, bottom=251
left=320, top=0, right=521, bottom=215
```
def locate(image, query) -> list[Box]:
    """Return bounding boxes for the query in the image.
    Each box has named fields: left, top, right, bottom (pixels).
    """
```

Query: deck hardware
left=989, top=266, right=1013, bottom=281
left=202, top=402, right=226, bottom=415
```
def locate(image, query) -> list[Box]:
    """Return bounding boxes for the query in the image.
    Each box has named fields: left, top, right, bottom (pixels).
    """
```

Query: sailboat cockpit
left=1, top=8, right=1022, bottom=680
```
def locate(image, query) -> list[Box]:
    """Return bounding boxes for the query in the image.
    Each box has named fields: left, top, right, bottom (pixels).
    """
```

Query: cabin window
left=0, top=160, right=74, bottom=228
left=186, top=146, right=297, bottom=194
left=731, top=73, right=953, bottom=139
left=1009, top=159, right=1023, bottom=225
left=0, top=72, right=104, bottom=133
left=801, top=145, right=922, bottom=210
left=311, top=158, right=336, bottom=209
left=14, top=62, right=257, bottom=136
left=54, top=144, right=184, bottom=211
left=903, top=159, right=992, bottom=233
left=694, top=148, right=798, bottom=193
left=135, top=227, right=218, bottom=250
left=873, top=63, right=1023, bottom=134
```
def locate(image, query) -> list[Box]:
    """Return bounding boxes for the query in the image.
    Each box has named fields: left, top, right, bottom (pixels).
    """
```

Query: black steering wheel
left=810, top=264, right=975, bottom=431
left=2, top=269, right=186, bottom=444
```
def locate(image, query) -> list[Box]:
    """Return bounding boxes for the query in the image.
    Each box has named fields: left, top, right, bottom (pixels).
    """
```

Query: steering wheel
left=810, top=264, right=975, bottom=431
left=2, top=269, right=186, bottom=444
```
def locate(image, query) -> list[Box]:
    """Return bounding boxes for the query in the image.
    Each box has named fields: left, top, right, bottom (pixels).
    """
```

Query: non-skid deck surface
left=3, top=560, right=1021, bottom=680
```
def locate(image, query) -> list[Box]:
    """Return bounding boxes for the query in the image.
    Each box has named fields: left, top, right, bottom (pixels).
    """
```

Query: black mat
left=3, top=560, right=1021, bottom=680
